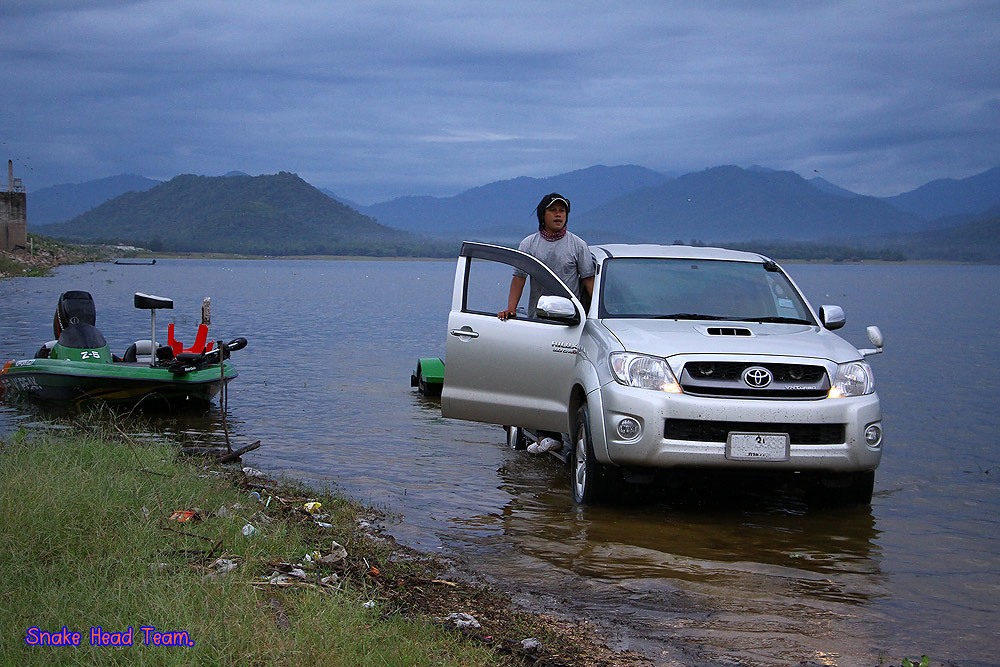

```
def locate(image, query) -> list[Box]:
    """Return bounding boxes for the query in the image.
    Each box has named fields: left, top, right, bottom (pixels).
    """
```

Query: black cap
left=535, top=192, right=571, bottom=228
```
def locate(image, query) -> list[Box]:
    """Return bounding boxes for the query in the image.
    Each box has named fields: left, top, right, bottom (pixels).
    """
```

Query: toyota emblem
left=742, top=366, right=773, bottom=388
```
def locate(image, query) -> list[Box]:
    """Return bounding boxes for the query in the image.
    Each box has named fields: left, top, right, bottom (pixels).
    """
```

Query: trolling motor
left=167, top=337, right=248, bottom=374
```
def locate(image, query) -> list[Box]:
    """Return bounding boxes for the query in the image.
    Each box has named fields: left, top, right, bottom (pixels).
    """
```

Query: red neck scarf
left=540, top=226, right=567, bottom=242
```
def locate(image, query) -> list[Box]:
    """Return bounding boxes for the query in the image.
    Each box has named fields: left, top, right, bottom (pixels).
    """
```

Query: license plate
left=726, top=432, right=790, bottom=461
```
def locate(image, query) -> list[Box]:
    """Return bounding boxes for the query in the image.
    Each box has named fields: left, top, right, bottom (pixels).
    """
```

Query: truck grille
left=664, top=419, right=845, bottom=445
left=680, top=361, right=829, bottom=399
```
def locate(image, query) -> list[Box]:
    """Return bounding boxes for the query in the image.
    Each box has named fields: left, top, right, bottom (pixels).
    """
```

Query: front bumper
left=596, top=382, right=883, bottom=472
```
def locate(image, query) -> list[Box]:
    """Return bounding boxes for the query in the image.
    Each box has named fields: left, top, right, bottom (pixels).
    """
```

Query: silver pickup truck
left=441, top=242, right=884, bottom=505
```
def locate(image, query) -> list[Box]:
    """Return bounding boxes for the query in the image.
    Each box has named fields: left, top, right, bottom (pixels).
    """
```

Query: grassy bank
left=0, top=235, right=112, bottom=279
left=0, top=425, right=633, bottom=666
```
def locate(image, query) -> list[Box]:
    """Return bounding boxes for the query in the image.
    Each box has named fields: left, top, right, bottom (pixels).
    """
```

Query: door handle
left=449, top=328, right=480, bottom=339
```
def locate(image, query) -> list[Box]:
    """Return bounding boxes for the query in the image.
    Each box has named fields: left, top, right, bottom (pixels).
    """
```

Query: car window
left=598, top=258, right=813, bottom=321
left=463, top=257, right=520, bottom=316
left=462, top=255, right=575, bottom=323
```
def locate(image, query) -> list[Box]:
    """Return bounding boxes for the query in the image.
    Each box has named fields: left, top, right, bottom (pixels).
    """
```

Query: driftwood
left=179, top=440, right=261, bottom=463
left=216, top=440, right=261, bottom=463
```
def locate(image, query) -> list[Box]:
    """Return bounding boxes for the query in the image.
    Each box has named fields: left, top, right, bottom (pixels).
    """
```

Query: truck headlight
left=829, top=361, right=875, bottom=398
left=609, top=352, right=681, bottom=393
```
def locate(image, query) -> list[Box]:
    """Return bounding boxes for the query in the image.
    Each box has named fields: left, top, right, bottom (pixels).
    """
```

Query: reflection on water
left=445, top=449, right=888, bottom=666
left=3, top=259, right=999, bottom=667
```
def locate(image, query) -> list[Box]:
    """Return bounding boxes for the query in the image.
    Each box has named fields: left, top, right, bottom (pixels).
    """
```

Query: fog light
left=617, top=417, right=641, bottom=440
left=864, top=423, right=882, bottom=447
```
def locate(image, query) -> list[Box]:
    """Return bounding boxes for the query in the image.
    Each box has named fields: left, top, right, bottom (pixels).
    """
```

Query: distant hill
left=360, top=164, right=671, bottom=241
left=874, top=207, right=1000, bottom=261
left=319, top=187, right=363, bottom=211
left=808, top=177, right=859, bottom=198
left=42, top=172, right=450, bottom=256
left=572, top=166, right=925, bottom=244
left=883, top=165, right=1000, bottom=219
left=29, top=174, right=161, bottom=225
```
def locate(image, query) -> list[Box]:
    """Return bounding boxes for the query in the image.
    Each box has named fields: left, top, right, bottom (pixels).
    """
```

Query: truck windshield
left=598, top=258, right=814, bottom=323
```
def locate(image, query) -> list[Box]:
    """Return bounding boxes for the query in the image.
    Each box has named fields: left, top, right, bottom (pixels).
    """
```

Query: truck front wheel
left=571, top=404, right=612, bottom=504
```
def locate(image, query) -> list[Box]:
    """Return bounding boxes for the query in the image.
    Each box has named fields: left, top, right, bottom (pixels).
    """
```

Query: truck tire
left=571, top=404, right=612, bottom=504
left=506, top=425, right=527, bottom=450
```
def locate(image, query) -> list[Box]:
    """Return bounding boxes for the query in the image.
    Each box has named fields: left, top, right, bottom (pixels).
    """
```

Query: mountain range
left=39, top=172, right=446, bottom=257
left=25, top=163, right=1000, bottom=260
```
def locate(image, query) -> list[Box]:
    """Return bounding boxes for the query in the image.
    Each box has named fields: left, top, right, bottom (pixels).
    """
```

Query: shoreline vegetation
left=1, top=234, right=986, bottom=283
left=0, top=422, right=647, bottom=667
left=0, top=237, right=112, bottom=279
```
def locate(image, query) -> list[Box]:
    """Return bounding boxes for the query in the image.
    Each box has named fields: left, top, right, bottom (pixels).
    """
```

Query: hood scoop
left=704, top=326, right=753, bottom=337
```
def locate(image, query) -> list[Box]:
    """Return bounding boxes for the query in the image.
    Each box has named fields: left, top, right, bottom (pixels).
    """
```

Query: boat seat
left=35, top=340, right=56, bottom=359
left=122, top=340, right=152, bottom=363
left=134, top=293, right=174, bottom=310
left=168, top=322, right=215, bottom=355
left=121, top=339, right=176, bottom=363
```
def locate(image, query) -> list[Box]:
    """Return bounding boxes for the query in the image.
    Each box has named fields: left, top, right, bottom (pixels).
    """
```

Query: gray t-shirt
left=514, top=231, right=596, bottom=316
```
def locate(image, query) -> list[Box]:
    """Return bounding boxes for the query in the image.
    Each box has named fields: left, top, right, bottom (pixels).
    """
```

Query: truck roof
left=592, top=244, right=771, bottom=263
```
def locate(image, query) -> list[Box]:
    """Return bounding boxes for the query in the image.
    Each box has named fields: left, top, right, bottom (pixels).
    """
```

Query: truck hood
left=599, top=319, right=862, bottom=364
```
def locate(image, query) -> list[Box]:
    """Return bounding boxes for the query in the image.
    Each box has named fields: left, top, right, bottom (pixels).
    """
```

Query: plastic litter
left=318, top=541, right=348, bottom=565
left=303, top=501, right=322, bottom=514
left=208, top=558, right=239, bottom=576
left=265, top=567, right=307, bottom=585
left=241, top=523, right=257, bottom=537
left=445, top=612, right=481, bottom=629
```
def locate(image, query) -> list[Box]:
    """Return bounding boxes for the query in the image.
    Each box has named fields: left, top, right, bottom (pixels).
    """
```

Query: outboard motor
left=52, top=290, right=107, bottom=350
left=54, top=290, right=97, bottom=335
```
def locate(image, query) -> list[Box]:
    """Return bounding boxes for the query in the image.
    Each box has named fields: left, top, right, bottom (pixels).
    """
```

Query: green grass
left=0, top=428, right=512, bottom=666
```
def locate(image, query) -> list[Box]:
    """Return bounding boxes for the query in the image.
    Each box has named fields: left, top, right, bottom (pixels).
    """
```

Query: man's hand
left=497, top=308, right=517, bottom=321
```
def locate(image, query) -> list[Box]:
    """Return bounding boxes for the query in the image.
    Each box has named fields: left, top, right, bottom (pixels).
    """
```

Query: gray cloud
left=2, top=0, right=997, bottom=203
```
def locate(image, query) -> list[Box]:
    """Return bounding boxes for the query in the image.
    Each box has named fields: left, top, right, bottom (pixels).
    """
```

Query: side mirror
left=819, top=305, right=845, bottom=330
left=536, top=296, right=580, bottom=324
left=859, top=325, right=884, bottom=357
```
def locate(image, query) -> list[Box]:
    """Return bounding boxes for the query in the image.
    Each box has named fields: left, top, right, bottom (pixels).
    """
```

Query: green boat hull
left=2, top=289, right=247, bottom=411
left=411, top=357, right=445, bottom=396
left=2, top=355, right=238, bottom=410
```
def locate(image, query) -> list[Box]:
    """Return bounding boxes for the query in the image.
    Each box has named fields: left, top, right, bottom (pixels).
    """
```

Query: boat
left=411, top=357, right=444, bottom=396
left=0, top=290, right=247, bottom=410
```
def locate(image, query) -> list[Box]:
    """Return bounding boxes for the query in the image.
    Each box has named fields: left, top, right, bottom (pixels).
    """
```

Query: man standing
left=498, top=192, right=595, bottom=321
left=498, top=193, right=595, bottom=454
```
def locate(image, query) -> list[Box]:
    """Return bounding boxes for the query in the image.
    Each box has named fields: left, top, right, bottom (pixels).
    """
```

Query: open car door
left=441, top=242, right=586, bottom=434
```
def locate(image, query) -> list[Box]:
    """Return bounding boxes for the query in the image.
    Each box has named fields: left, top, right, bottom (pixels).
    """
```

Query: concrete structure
left=1, top=160, right=28, bottom=252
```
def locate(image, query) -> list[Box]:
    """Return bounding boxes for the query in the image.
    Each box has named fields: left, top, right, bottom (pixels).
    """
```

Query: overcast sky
left=3, top=1, right=998, bottom=204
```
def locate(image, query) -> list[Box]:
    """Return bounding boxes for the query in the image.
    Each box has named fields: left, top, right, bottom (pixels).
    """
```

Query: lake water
left=2, top=258, right=998, bottom=667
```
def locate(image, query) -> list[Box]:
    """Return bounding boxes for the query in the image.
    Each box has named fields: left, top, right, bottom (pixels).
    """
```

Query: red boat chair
left=168, top=323, right=215, bottom=355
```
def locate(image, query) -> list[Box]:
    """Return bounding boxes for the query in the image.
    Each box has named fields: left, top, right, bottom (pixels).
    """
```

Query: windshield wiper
left=737, top=316, right=813, bottom=324
left=656, top=313, right=730, bottom=320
